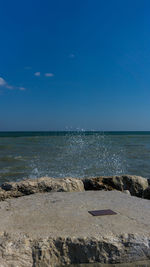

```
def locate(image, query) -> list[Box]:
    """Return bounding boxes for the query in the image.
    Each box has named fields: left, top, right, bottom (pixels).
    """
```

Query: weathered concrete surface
left=0, top=191, right=150, bottom=266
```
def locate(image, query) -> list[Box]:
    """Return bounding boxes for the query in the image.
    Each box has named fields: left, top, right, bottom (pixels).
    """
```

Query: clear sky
left=0, top=0, right=150, bottom=131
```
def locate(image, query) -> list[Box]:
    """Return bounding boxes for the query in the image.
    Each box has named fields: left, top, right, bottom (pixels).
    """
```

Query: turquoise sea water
left=0, top=131, right=150, bottom=184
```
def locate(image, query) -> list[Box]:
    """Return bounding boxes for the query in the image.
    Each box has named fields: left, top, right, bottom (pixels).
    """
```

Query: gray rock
left=123, top=190, right=131, bottom=195
left=0, top=191, right=150, bottom=266
left=82, top=175, right=149, bottom=198
left=143, top=186, right=150, bottom=199
left=0, top=175, right=149, bottom=202
left=0, top=177, right=84, bottom=200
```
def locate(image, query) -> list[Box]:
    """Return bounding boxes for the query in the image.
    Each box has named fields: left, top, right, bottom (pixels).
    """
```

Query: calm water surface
left=0, top=131, right=150, bottom=184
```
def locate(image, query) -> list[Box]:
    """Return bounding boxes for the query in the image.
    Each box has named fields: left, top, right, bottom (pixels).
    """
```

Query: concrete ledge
left=0, top=191, right=150, bottom=266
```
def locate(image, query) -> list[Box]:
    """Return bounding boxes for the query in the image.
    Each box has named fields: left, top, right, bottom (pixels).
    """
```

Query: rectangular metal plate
left=88, top=209, right=117, bottom=216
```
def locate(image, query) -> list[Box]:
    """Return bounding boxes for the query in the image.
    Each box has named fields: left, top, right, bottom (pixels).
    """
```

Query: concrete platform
left=0, top=191, right=150, bottom=266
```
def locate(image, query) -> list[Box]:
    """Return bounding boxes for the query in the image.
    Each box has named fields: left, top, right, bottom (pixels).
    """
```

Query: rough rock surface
left=0, top=175, right=150, bottom=201
left=0, top=191, right=150, bottom=266
left=143, top=186, right=150, bottom=199
left=0, top=177, right=84, bottom=200
left=83, top=175, right=149, bottom=198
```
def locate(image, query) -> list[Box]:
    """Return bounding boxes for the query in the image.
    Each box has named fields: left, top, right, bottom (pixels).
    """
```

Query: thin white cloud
left=6, top=85, right=14, bottom=90
left=45, top=73, right=54, bottom=77
left=34, top=72, right=41, bottom=76
left=0, top=77, right=26, bottom=91
left=0, top=77, right=7, bottom=86
left=18, top=87, right=26, bottom=91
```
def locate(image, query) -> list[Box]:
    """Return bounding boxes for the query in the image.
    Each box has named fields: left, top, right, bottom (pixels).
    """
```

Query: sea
left=0, top=131, right=150, bottom=185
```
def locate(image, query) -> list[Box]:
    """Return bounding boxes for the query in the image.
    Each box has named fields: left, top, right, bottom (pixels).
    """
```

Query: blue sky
left=0, top=0, right=150, bottom=131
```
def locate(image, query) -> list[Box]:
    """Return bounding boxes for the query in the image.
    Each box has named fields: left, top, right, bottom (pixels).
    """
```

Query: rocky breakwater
left=0, top=175, right=150, bottom=266
left=83, top=175, right=150, bottom=199
left=0, top=177, right=84, bottom=200
left=0, top=175, right=150, bottom=200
